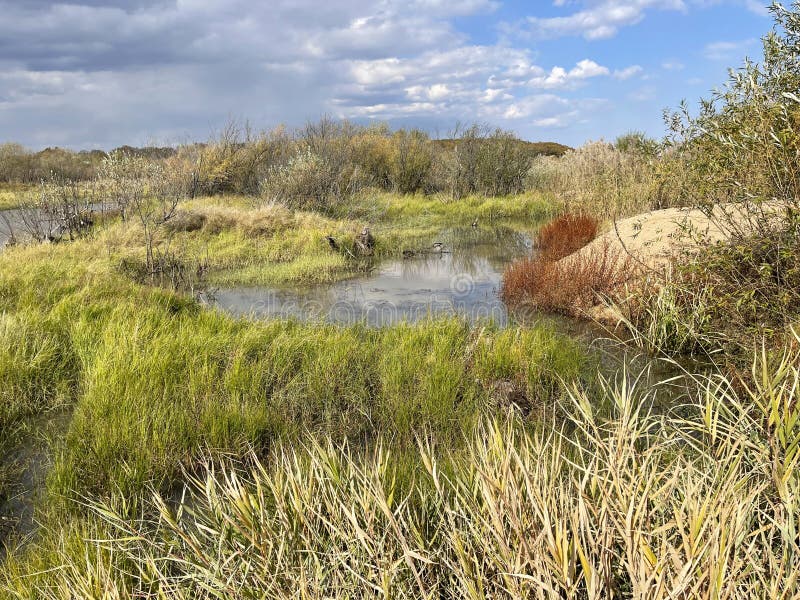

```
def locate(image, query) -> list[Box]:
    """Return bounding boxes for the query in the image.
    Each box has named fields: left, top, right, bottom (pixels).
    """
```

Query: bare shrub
left=102, top=151, right=185, bottom=272
left=262, top=149, right=344, bottom=210
left=388, top=129, right=434, bottom=194
left=11, top=175, right=97, bottom=243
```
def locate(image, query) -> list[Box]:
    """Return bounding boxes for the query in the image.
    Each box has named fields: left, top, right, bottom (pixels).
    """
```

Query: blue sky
left=0, top=0, right=773, bottom=149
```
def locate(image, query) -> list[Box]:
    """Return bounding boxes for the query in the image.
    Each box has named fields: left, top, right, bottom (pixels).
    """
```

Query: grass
left=0, top=222, right=586, bottom=510
left=0, top=185, right=35, bottom=211
left=0, top=188, right=590, bottom=587
left=4, top=340, right=800, bottom=598
left=1, top=113, right=796, bottom=595
left=77, top=192, right=553, bottom=288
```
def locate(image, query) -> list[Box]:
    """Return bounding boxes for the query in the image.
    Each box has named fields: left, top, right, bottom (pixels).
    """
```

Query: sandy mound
left=571, top=206, right=727, bottom=272
left=562, top=203, right=775, bottom=324
left=571, top=202, right=787, bottom=274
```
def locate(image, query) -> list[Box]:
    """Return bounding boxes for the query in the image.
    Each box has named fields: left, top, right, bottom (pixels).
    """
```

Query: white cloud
left=528, top=59, right=610, bottom=89
left=704, top=38, right=757, bottom=60
left=613, top=65, right=644, bottom=80
left=0, top=0, right=761, bottom=148
left=514, top=0, right=687, bottom=41
left=743, top=0, right=770, bottom=15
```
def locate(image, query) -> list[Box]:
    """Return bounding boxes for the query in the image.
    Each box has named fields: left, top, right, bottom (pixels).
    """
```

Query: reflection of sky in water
left=0, top=204, right=108, bottom=247
left=0, top=208, right=32, bottom=247
left=209, top=228, right=533, bottom=327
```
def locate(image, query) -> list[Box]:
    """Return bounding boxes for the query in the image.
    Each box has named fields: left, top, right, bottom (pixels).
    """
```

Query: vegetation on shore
left=6, top=340, right=799, bottom=598
left=1, top=2, right=800, bottom=597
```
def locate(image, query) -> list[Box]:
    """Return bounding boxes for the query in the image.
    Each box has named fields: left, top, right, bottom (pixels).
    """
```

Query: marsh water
left=0, top=207, right=30, bottom=247
left=204, top=224, right=696, bottom=389
left=206, top=226, right=534, bottom=327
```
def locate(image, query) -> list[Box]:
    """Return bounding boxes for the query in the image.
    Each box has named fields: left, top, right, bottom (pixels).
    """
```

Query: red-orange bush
left=536, top=213, right=599, bottom=260
left=501, top=240, right=633, bottom=315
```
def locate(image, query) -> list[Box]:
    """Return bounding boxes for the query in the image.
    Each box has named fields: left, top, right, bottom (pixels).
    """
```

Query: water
left=0, top=208, right=29, bottom=248
left=0, top=204, right=108, bottom=249
left=206, top=227, right=533, bottom=327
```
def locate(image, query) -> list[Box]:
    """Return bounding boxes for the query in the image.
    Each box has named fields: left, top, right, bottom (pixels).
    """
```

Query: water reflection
left=207, top=227, right=532, bottom=327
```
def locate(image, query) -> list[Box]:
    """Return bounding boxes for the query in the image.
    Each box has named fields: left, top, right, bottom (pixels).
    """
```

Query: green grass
left=0, top=193, right=582, bottom=508
left=4, top=342, right=800, bottom=598
left=0, top=189, right=584, bottom=590
left=121, top=192, right=555, bottom=287
left=41, top=298, right=585, bottom=502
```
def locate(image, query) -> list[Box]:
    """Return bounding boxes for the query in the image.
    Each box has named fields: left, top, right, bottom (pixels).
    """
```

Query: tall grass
left=0, top=241, right=586, bottom=505
left=5, top=339, right=800, bottom=598
left=526, top=141, right=675, bottom=220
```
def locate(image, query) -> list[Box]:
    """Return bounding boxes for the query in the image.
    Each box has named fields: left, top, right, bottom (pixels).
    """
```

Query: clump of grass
left=7, top=340, right=800, bottom=598
left=0, top=312, right=77, bottom=508
left=613, top=271, right=717, bottom=357
left=165, top=203, right=295, bottom=238
left=535, top=212, right=598, bottom=260
left=44, top=314, right=583, bottom=504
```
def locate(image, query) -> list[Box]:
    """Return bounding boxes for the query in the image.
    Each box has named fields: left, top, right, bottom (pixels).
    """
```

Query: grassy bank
left=4, top=340, right=799, bottom=598
left=0, top=209, right=586, bottom=512
left=24, top=191, right=552, bottom=288
left=0, top=185, right=34, bottom=211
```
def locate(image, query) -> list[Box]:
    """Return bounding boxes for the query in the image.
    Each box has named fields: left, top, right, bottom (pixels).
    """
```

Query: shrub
left=501, top=239, right=633, bottom=315
left=623, top=222, right=800, bottom=359
left=262, top=149, right=347, bottom=211
left=535, top=213, right=599, bottom=260
left=388, top=129, right=434, bottom=194
left=184, top=124, right=293, bottom=196
left=441, top=125, right=534, bottom=199
left=618, top=2, right=800, bottom=359
left=663, top=3, right=800, bottom=213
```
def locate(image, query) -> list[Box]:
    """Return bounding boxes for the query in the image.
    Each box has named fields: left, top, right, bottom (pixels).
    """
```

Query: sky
left=0, top=0, right=773, bottom=149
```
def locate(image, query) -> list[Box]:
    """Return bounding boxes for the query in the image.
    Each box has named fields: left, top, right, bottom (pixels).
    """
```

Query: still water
left=206, top=227, right=533, bottom=327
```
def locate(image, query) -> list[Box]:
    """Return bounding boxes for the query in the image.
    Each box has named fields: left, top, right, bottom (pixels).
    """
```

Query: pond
left=205, top=226, right=533, bottom=327
left=0, top=207, right=29, bottom=248
left=0, top=203, right=109, bottom=248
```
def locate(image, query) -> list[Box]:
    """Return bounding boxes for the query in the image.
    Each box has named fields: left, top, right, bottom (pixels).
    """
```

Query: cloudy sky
left=0, top=0, right=771, bottom=149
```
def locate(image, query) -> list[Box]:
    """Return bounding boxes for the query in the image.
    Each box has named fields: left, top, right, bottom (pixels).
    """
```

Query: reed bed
left=5, top=338, right=800, bottom=599
left=526, top=141, right=671, bottom=220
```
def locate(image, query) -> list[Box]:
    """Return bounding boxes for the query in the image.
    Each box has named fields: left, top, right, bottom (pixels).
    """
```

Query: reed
left=6, top=339, right=800, bottom=599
